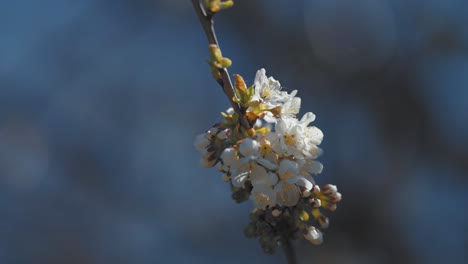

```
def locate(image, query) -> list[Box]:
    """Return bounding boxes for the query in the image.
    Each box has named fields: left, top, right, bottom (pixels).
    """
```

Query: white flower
left=278, top=159, right=301, bottom=183
left=267, top=117, right=304, bottom=158
left=266, top=112, right=324, bottom=159
left=299, top=112, right=324, bottom=150
left=251, top=184, right=276, bottom=209
left=251, top=68, right=299, bottom=107
left=251, top=164, right=278, bottom=186
left=275, top=181, right=300, bottom=206
left=239, top=138, right=278, bottom=171
left=297, top=158, right=323, bottom=176
left=252, top=69, right=283, bottom=106
left=274, top=159, right=314, bottom=205
left=274, top=159, right=306, bottom=206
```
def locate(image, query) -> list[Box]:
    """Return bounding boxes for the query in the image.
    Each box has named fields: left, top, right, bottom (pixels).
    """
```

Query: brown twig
left=281, top=236, right=297, bottom=264
left=191, top=0, right=251, bottom=129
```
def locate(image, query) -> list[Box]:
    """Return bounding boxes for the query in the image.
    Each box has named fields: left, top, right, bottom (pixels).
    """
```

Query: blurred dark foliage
left=0, top=0, right=467, bottom=263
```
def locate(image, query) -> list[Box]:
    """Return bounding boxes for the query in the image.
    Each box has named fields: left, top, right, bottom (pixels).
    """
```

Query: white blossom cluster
left=194, top=69, right=337, bottom=245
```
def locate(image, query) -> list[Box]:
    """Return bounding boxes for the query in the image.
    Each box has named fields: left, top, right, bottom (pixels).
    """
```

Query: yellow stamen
left=284, top=134, right=296, bottom=145
left=280, top=172, right=293, bottom=180
left=254, top=193, right=270, bottom=206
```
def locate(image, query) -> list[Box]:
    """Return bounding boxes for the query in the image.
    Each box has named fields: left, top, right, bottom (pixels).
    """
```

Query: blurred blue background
left=1, top=0, right=467, bottom=263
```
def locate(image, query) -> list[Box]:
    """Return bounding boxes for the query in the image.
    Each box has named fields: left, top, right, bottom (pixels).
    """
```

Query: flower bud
left=219, top=0, right=234, bottom=10
left=271, top=209, right=282, bottom=217
left=302, top=190, right=311, bottom=198
left=208, top=44, right=222, bottom=61
left=299, top=210, right=309, bottom=221
left=304, top=226, right=323, bottom=245
left=239, top=138, right=259, bottom=156
left=312, top=184, right=321, bottom=194
left=317, top=216, right=329, bottom=229
left=217, top=129, right=230, bottom=140
left=194, top=133, right=210, bottom=151
left=200, top=157, right=217, bottom=168
left=330, top=192, right=342, bottom=203
left=323, top=202, right=337, bottom=212
left=206, top=127, right=219, bottom=137
left=222, top=174, right=230, bottom=182
left=322, top=184, right=337, bottom=195
left=309, top=198, right=321, bottom=208
left=219, top=57, right=232, bottom=68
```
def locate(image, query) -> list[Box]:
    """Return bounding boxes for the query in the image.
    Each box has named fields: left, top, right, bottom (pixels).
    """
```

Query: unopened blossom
left=304, top=226, right=323, bottom=245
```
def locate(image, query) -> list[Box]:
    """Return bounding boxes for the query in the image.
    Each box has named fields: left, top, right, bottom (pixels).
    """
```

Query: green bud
left=208, top=44, right=222, bottom=61
left=219, top=57, right=232, bottom=68
left=233, top=74, right=253, bottom=107
left=207, top=44, right=231, bottom=70
left=203, top=0, right=234, bottom=13
left=210, top=66, right=221, bottom=80
left=219, top=1, right=234, bottom=10
left=299, top=210, right=310, bottom=222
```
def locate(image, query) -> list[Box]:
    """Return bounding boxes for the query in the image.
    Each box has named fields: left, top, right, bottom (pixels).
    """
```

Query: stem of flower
left=281, top=236, right=297, bottom=264
left=191, top=0, right=251, bottom=129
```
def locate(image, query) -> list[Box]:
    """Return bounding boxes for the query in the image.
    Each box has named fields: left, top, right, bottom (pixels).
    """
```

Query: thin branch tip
left=191, top=0, right=251, bottom=129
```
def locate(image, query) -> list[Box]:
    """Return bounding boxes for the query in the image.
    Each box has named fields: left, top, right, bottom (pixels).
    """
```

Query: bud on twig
left=203, top=0, right=234, bottom=13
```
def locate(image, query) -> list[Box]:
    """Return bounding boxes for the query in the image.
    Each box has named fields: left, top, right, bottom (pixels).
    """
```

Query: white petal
left=289, top=90, right=298, bottom=98
left=231, top=171, right=249, bottom=187
left=276, top=118, right=288, bottom=134
left=275, top=181, right=300, bottom=206
left=257, top=158, right=278, bottom=170
left=267, top=172, right=278, bottom=186
left=285, top=175, right=302, bottom=185
left=254, top=69, right=268, bottom=90
left=250, top=165, right=268, bottom=185
left=296, top=178, right=313, bottom=191
left=282, top=97, right=301, bottom=116
left=278, top=159, right=299, bottom=177
left=300, top=112, right=316, bottom=125
left=239, top=138, right=259, bottom=157
left=308, top=145, right=323, bottom=159
left=251, top=184, right=276, bottom=209
left=308, top=127, right=324, bottom=145
left=268, top=77, right=281, bottom=91
left=221, top=148, right=237, bottom=166
left=263, top=112, right=277, bottom=123
left=308, top=161, right=323, bottom=175
left=194, top=133, right=210, bottom=151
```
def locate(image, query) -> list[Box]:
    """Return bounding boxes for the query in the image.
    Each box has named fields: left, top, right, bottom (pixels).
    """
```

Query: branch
left=191, top=0, right=251, bottom=129
left=281, top=236, right=297, bottom=264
